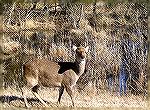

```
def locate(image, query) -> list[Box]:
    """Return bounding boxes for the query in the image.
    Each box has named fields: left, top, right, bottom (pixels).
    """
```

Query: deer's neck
left=75, top=59, right=86, bottom=76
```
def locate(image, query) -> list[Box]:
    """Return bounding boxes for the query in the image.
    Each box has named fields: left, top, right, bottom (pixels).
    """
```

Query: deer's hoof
left=69, top=105, right=75, bottom=108
left=25, top=104, right=31, bottom=109
left=44, top=104, right=49, bottom=108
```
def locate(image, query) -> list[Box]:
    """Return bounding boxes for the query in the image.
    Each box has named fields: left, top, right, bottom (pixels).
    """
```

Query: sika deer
left=22, top=45, right=89, bottom=108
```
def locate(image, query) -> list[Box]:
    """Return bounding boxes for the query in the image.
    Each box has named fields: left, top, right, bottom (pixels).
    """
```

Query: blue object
left=119, top=60, right=128, bottom=96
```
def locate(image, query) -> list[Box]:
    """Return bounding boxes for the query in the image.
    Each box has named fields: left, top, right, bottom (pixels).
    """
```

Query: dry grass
left=0, top=86, right=147, bottom=110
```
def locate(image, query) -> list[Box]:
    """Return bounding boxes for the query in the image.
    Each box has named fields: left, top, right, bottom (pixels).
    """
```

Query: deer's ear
left=85, top=46, right=89, bottom=52
left=72, top=45, right=77, bottom=51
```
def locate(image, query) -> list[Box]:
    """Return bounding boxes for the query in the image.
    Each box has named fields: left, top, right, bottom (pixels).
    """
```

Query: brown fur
left=22, top=46, right=89, bottom=108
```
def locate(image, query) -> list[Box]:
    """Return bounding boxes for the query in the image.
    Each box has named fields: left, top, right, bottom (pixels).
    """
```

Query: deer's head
left=73, top=45, right=89, bottom=62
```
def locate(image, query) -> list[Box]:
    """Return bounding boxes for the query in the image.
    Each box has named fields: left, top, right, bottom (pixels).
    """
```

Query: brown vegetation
left=1, top=2, right=148, bottom=109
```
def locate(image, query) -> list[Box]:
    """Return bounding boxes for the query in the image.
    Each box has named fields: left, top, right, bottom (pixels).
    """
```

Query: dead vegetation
left=0, top=2, right=148, bottom=109
left=0, top=87, right=147, bottom=108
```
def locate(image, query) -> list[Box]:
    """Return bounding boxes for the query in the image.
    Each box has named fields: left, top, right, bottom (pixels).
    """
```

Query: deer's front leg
left=65, top=86, right=75, bottom=107
left=57, top=85, right=65, bottom=104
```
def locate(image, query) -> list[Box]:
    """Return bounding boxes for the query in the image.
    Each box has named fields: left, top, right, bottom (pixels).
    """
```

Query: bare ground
left=0, top=86, right=147, bottom=110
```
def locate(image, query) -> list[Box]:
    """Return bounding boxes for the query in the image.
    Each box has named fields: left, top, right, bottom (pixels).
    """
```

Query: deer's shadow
left=0, top=95, right=48, bottom=104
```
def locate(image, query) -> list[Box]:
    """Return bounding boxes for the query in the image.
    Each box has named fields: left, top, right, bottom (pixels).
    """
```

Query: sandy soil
left=0, top=86, right=147, bottom=109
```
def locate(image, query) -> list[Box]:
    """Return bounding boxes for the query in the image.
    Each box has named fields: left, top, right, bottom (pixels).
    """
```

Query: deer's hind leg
left=22, top=86, right=30, bottom=108
left=22, top=81, right=37, bottom=108
left=24, top=75, right=49, bottom=107
left=21, top=75, right=37, bottom=108
left=31, top=85, right=49, bottom=107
